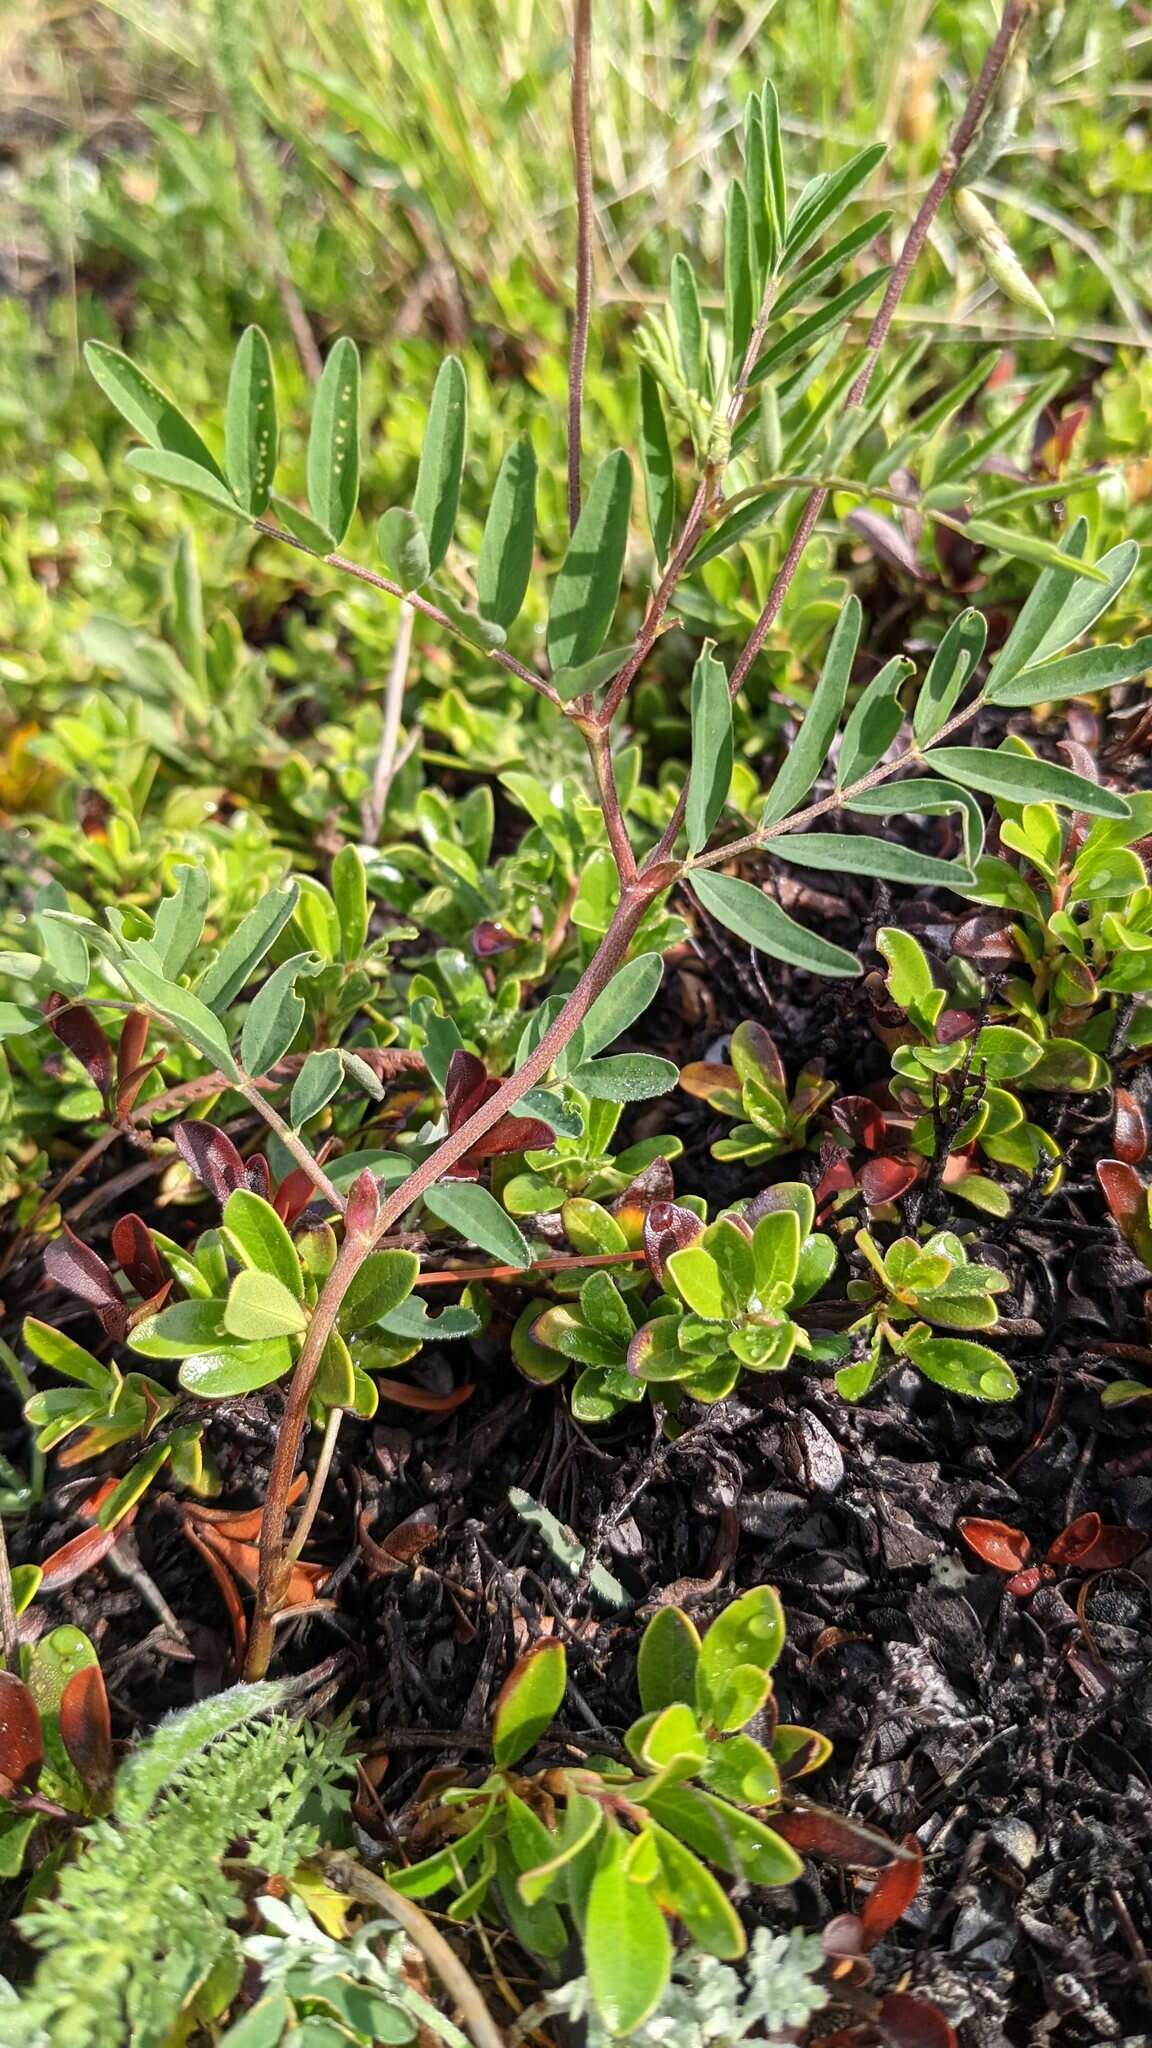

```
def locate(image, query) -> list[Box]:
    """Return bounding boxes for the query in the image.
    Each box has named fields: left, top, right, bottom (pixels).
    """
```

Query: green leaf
left=178, top=1340, right=294, bottom=1397
left=412, top=356, right=467, bottom=573
left=747, top=270, right=888, bottom=390
left=339, top=1249, right=420, bottom=1333
left=744, top=95, right=774, bottom=281
left=638, top=367, right=675, bottom=566
left=289, top=1048, right=343, bottom=1127
left=638, top=1607, right=701, bottom=1714
left=550, top=644, right=633, bottom=702
left=117, top=957, right=240, bottom=1080
left=239, top=951, right=324, bottom=1075
left=686, top=641, right=733, bottom=855
left=270, top=492, right=339, bottom=553
left=667, top=1246, right=725, bottom=1319
left=762, top=80, right=786, bottom=241
left=331, top=844, right=369, bottom=961
left=492, top=1640, right=567, bottom=1766
left=225, top=325, right=278, bottom=515
left=770, top=833, right=972, bottom=890
left=23, top=1318, right=109, bottom=1391
left=763, top=597, right=861, bottom=825
left=725, top=179, right=755, bottom=359
left=1019, top=538, right=1140, bottom=668
left=422, top=1182, right=532, bottom=1269
left=218, top=1996, right=293, bottom=2048
left=671, top=253, right=704, bottom=389
left=689, top=870, right=860, bottom=977
left=124, top=449, right=244, bottom=518
left=478, top=437, right=537, bottom=628
left=773, top=210, right=892, bottom=319
left=648, top=1821, right=746, bottom=1959
left=129, top=1300, right=227, bottom=1358
left=565, top=1054, right=679, bottom=1102
left=96, top=1443, right=172, bottom=1529
left=849, top=778, right=985, bottom=869
left=913, top=608, right=987, bottom=746
left=902, top=1332, right=1018, bottom=1401
left=196, top=885, right=299, bottom=1013
left=876, top=928, right=935, bottom=1021
left=988, top=637, right=1152, bottom=707
left=927, top=746, right=1130, bottom=819
left=783, top=142, right=886, bottom=265
left=697, top=1586, right=785, bottom=1717
left=151, top=864, right=210, bottom=978
left=222, top=1189, right=304, bottom=1298
left=963, top=517, right=1109, bottom=584
left=84, top=341, right=226, bottom=479
left=561, top=953, right=664, bottom=1073
left=638, top=1784, right=802, bottom=1886
left=546, top=450, right=633, bottom=673
left=376, top=507, right=430, bottom=590
left=836, top=655, right=913, bottom=786
left=224, top=1269, right=308, bottom=1342
left=585, top=1841, right=672, bottom=2036
left=307, top=337, right=361, bottom=545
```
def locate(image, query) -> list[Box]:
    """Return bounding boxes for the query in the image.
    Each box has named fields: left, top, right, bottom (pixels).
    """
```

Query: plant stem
left=363, top=602, right=417, bottom=842
left=236, top=1080, right=347, bottom=1212
left=320, top=1853, right=506, bottom=2048
left=0, top=1513, right=18, bottom=1672
left=568, top=0, right=594, bottom=532
left=285, top=1403, right=343, bottom=1565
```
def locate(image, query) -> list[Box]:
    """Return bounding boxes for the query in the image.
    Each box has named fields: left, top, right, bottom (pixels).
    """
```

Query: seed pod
left=954, top=187, right=1053, bottom=327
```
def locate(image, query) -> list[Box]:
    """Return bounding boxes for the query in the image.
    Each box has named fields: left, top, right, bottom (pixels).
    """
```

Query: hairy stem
left=568, top=0, right=594, bottom=532
left=236, top=1080, right=347, bottom=1212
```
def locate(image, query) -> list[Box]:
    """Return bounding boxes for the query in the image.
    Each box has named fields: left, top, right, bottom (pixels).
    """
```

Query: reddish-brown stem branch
left=568, top=0, right=594, bottom=532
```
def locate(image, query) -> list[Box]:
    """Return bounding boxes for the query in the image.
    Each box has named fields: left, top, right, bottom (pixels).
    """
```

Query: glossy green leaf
left=339, top=1249, right=421, bottom=1333
left=902, top=1332, right=1018, bottom=1401
left=927, top=746, right=1130, bottom=819
left=412, top=356, right=467, bottom=573
left=638, top=1606, right=701, bottom=1714
left=289, top=1048, right=343, bottom=1128
left=225, top=325, right=278, bottom=515
left=96, top=1443, right=172, bottom=1529
left=196, top=885, right=299, bottom=1014
left=770, top=833, right=972, bottom=890
left=222, top=1189, right=304, bottom=1297
left=129, top=1300, right=227, bottom=1358
left=23, top=1319, right=109, bottom=1391
left=423, top=1181, right=531, bottom=1268
left=585, top=1841, right=671, bottom=2036
left=331, top=844, right=369, bottom=961
left=914, top=607, right=987, bottom=745
left=639, top=1784, right=802, bottom=1886
left=239, top=952, right=324, bottom=1075
left=178, top=1339, right=294, bottom=1397
left=638, top=366, right=675, bottom=566
left=686, top=641, right=733, bottom=854
left=224, top=1269, right=308, bottom=1342
left=124, top=449, right=243, bottom=518
left=697, top=1586, right=785, bottom=1717
left=546, top=450, right=633, bottom=673
left=85, top=342, right=226, bottom=478
left=649, top=1821, right=745, bottom=1959
left=307, top=337, right=361, bottom=545
left=492, top=1639, right=567, bottom=1765
left=689, top=870, right=860, bottom=977
left=477, top=437, right=537, bottom=628
left=763, top=596, right=861, bottom=825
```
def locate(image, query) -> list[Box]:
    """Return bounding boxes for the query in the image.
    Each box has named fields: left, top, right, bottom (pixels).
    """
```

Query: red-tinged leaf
left=244, top=1153, right=272, bottom=1199
left=1047, top=1513, right=1148, bottom=1571
left=1096, top=1159, right=1145, bottom=1227
left=192, top=1524, right=326, bottom=1605
left=935, top=1008, right=977, bottom=1045
left=878, top=1990, right=958, bottom=2048
left=344, top=1166, right=380, bottom=1241
left=174, top=1121, right=248, bottom=1204
left=43, top=1226, right=120, bottom=1312
left=644, top=1200, right=706, bottom=1286
left=59, top=1664, right=113, bottom=1796
left=848, top=507, right=923, bottom=581
left=471, top=921, right=517, bottom=957
left=274, top=1166, right=321, bottom=1227
left=1005, top=1564, right=1049, bottom=1598
left=678, top=1060, right=740, bottom=1104
left=832, top=1095, right=887, bottom=1151
left=951, top=914, right=1021, bottom=967
left=859, top=1155, right=919, bottom=1206
left=43, top=995, right=113, bottom=1098
left=182, top=1521, right=247, bottom=1667
left=815, top=1156, right=857, bottom=1210
left=116, top=1009, right=150, bottom=1090
left=957, top=1516, right=1031, bottom=1573
left=821, top=1912, right=866, bottom=1959
left=376, top=1379, right=476, bottom=1413
left=858, top=1835, right=924, bottom=1945
left=111, top=1214, right=169, bottom=1298
left=0, top=1673, right=43, bottom=1796
left=770, top=1801, right=903, bottom=1868
left=115, top=1055, right=165, bottom=1118
left=1039, top=404, right=1088, bottom=478
left=445, top=1049, right=496, bottom=1131
left=1113, top=1090, right=1148, bottom=1167
left=39, top=1520, right=125, bottom=1590
left=463, top=1113, right=554, bottom=1161
left=179, top=1471, right=308, bottom=1541
left=360, top=1504, right=440, bottom=1576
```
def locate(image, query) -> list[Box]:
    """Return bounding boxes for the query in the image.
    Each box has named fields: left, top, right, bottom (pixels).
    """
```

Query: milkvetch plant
left=14, top=0, right=1145, bottom=1680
